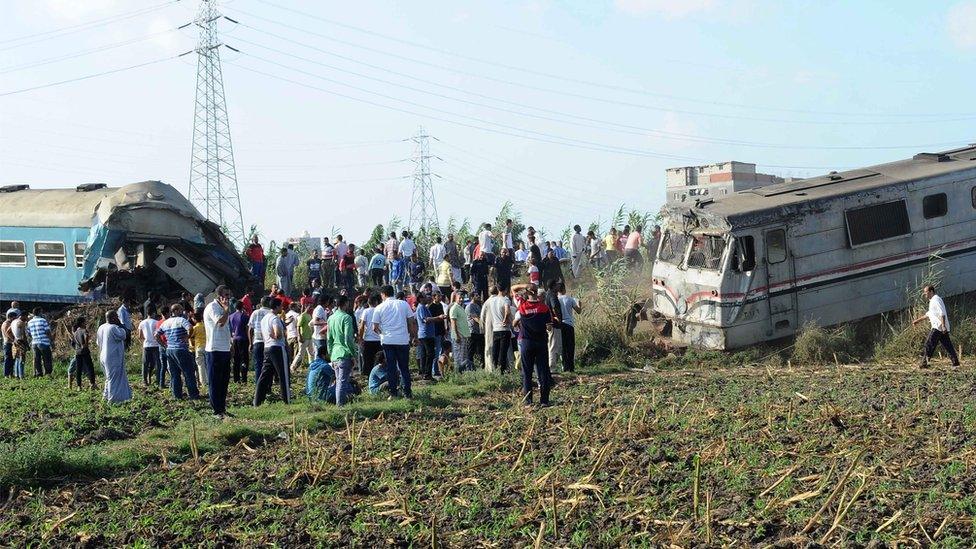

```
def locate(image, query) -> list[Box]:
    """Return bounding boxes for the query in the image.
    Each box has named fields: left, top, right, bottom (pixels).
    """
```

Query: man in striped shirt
left=26, top=309, right=53, bottom=377
left=155, top=304, right=200, bottom=400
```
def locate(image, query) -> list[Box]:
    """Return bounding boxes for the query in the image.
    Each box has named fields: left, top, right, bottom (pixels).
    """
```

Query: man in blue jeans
left=155, top=304, right=200, bottom=400
left=327, top=295, right=357, bottom=405
left=371, top=285, right=417, bottom=398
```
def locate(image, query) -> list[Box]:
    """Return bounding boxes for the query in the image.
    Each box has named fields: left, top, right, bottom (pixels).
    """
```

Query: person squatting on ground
left=913, top=285, right=960, bottom=368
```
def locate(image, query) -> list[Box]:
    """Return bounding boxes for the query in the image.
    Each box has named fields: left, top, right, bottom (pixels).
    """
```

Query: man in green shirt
left=449, top=292, right=472, bottom=372
left=327, top=295, right=357, bottom=405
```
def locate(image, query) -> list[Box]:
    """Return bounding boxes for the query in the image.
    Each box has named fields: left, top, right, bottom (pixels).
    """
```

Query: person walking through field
left=570, top=225, right=587, bottom=279
left=246, top=235, right=265, bottom=282
left=913, top=285, right=960, bottom=368
left=97, top=310, right=132, bottom=404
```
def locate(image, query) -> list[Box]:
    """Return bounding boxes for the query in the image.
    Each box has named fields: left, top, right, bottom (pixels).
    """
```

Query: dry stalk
left=692, top=454, right=701, bottom=520
left=801, top=448, right=866, bottom=534
left=704, top=490, right=712, bottom=544
left=190, top=421, right=200, bottom=466
left=874, top=509, right=903, bottom=533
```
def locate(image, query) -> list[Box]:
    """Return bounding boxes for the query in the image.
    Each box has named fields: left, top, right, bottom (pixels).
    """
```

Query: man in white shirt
left=569, top=224, right=587, bottom=279
left=557, top=283, right=582, bottom=372
left=311, top=294, right=332, bottom=354
left=254, top=298, right=290, bottom=405
left=137, top=307, right=161, bottom=386
left=204, top=285, right=233, bottom=416
left=429, top=237, right=446, bottom=271
left=478, top=223, right=495, bottom=261
left=371, top=285, right=417, bottom=398
left=913, top=285, right=960, bottom=368
left=248, top=297, right=272, bottom=380
left=398, top=230, right=416, bottom=259
left=484, top=286, right=512, bottom=373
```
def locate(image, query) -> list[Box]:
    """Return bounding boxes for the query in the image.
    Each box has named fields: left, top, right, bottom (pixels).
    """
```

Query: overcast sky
left=2, top=0, right=975, bottom=245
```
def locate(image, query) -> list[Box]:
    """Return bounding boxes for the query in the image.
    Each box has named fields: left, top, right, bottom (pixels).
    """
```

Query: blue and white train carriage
left=0, top=181, right=252, bottom=305
left=652, top=145, right=976, bottom=350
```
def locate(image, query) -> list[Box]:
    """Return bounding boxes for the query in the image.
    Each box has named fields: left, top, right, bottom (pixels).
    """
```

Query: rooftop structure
left=665, top=161, right=784, bottom=204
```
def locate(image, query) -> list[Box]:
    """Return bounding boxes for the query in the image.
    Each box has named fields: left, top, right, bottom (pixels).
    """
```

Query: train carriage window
left=0, top=241, right=26, bottom=267
left=731, top=236, right=756, bottom=272
left=923, top=193, right=947, bottom=219
left=845, top=200, right=911, bottom=247
left=687, top=235, right=726, bottom=270
left=972, top=187, right=976, bottom=209
left=766, top=229, right=787, bottom=264
left=74, top=242, right=86, bottom=268
left=658, top=230, right=690, bottom=265
left=34, top=242, right=66, bottom=268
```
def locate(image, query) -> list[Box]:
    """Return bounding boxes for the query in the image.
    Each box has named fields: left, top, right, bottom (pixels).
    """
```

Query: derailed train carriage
left=651, top=145, right=976, bottom=350
left=0, top=180, right=252, bottom=304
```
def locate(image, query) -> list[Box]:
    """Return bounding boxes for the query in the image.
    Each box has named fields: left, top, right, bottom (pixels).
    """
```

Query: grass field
left=1, top=353, right=975, bottom=546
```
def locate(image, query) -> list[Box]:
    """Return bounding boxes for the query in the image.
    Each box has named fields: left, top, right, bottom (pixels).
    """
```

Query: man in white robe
left=97, top=311, right=132, bottom=404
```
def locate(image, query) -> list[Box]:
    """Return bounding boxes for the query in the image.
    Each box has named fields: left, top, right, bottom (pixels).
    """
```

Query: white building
left=665, top=161, right=784, bottom=204
left=286, top=231, right=323, bottom=253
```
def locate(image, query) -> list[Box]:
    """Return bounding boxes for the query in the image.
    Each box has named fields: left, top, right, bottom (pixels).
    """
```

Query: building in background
left=665, top=161, right=785, bottom=204
left=286, top=231, right=323, bottom=253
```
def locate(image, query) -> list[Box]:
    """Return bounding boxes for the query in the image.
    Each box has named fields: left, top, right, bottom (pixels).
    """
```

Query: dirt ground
left=2, top=360, right=976, bottom=547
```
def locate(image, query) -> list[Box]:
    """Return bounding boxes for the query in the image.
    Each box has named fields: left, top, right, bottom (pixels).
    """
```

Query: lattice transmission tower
left=408, top=127, right=440, bottom=234
left=187, top=0, right=245, bottom=246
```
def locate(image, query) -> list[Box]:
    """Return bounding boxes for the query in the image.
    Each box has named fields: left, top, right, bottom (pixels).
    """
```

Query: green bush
left=0, top=431, right=104, bottom=489
left=792, top=322, right=857, bottom=364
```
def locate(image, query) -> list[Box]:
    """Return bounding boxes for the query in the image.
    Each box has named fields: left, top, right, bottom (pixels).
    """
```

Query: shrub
left=0, top=431, right=106, bottom=490
left=792, top=322, right=857, bottom=364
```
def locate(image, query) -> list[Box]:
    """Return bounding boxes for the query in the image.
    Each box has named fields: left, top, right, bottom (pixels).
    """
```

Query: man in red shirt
left=245, top=235, right=265, bottom=283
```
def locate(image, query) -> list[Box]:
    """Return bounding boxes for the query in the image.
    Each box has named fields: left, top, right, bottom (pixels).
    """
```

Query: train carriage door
left=764, top=227, right=796, bottom=335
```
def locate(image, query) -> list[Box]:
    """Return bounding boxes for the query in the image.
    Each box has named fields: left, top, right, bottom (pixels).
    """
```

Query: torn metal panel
left=55, top=181, right=252, bottom=299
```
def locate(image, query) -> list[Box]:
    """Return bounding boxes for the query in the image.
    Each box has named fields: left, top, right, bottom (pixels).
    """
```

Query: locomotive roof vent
left=76, top=183, right=108, bottom=192
left=913, top=152, right=951, bottom=163
left=0, top=184, right=29, bottom=193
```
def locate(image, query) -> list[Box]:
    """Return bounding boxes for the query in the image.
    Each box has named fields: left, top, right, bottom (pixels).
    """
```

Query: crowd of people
left=0, top=220, right=658, bottom=415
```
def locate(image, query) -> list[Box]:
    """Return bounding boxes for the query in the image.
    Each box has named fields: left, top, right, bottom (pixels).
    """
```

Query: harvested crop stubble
left=2, top=360, right=975, bottom=546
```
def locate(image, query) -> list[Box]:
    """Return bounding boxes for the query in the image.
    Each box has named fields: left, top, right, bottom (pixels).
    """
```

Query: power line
left=242, top=0, right=974, bottom=120
left=0, top=27, right=185, bottom=75
left=0, top=55, right=182, bottom=97
left=229, top=31, right=971, bottom=151
left=228, top=53, right=851, bottom=170
left=0, top=1, right=180, bottom=52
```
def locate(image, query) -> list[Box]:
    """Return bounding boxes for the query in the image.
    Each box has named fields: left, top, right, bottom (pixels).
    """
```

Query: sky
left=1, top=0, right=975, bottom=246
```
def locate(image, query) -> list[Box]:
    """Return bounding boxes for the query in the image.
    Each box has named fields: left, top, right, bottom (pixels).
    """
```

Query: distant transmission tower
left=408, top=127, right=440, bottom=233
left=187, top=0, right=245, bottom=246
